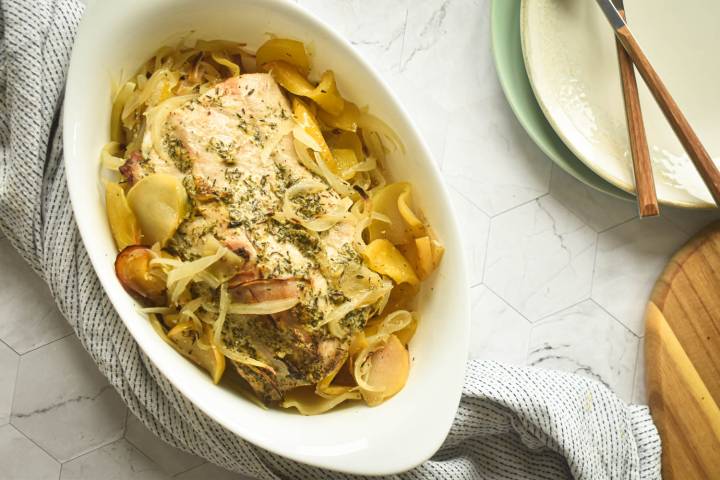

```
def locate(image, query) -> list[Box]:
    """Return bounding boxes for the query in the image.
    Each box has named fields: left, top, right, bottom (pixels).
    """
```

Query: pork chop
left=123, top=73, right=376, bottom=402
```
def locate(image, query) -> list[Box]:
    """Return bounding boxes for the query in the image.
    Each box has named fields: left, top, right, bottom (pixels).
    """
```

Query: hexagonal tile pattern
left=0, top=237, right=72, bottom=354
left=175, top=463, right=255, bottom=480
left=485, top=196, right=597, bottom=322
left=0, top=424, right=60, bottom=480
left=447, top=186, right=490, bottom=286
left=125, top=414, right=204, bottom=476
left=399, top=0, right=461, bottom=95
left=0, top=342, right=19, bottom=425
left=384, top=71, right=450, bottom=164
left=549, top=166, right=637, bottom=232
left=12, top=335, right=126, bottom=462
left=393, top=0, right=495, bottom=168
left=662, top=205, right=720, bottom=236
left=527, top=300, right=639, bottom=402
left=60, top=439, right=169, bottom=480
left=438, top=7, right=552, bottom=218
left=442, top=94, right=552, bottom=216
left=592, top=217, right=688, bottom=335
left=469, top=285, right=531, bottom=365
left=399, top=0, right=495, bottom=109
left=298, top=0, right=408, bottom=74
left=632, top=338, right=647, bottom=405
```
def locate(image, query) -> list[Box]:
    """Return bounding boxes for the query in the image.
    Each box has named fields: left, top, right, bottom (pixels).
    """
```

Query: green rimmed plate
left=490, top=0, right=632, bottom=201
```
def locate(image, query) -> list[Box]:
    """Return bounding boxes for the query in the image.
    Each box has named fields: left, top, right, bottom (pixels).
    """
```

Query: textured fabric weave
left=0, top=1, right=662, bottom=478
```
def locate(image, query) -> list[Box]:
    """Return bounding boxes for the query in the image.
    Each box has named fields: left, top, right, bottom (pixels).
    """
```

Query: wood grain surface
left=646, top=222, right=720, bottom=479
left=615, top=8, right=657, bottom=217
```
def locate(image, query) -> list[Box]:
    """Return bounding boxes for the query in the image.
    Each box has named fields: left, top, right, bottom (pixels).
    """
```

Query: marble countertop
left=2, top=0, right=719, bottom=478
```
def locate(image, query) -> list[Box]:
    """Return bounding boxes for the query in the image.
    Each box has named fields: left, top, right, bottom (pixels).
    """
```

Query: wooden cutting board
left=645, top=222, right=720, bottom=479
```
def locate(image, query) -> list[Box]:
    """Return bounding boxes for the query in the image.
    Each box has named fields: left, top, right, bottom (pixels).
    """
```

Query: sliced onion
left=293, top=139, right=323, bottom=176
left=285, top=179, right=325, bottom=199
left=195, top=39, right=253, bottom=57
left=195, top=270, right=221, bottom=288
left=210, top=52, right=241, bottom=77
left=353, top=344, right=385, bottom=393
left=221, top=347, right=273, bottom=370
left=122, top=69, right=177, bottom=122
left=295, top=201, right=352, bottom=232
left=320, top=281, right=392, bottom=329
left=101, top=142, right=124, bottom=170
left=211, top=284, right=274, bottom=371
left=371, top=211, right=391, bottom=224
left=281, top=180, right=353, bottom=232
left=227, top=297, right=299, bottom=315
left=166, top=247, right=228, bottom=287
left=169, top=277, right=192, bottom=305
left=147, top=94, right=197, bottom=166
left=350, top=155, right=378, bottom=174
left=164, top=247, right=228, bottom=304
left=138, top=307, right=176, bottom=314
left=374, top=287, right=393, bottom=317
left=314, top=151, right=354, bottom=198
left=346, top=197, right=372, bottom=255
left=352, top=214, right=374, bottom=255
left=368, top=310, right=413, bottom=342
left=180, top=295, right=207, bottom=330
left=351, top=171, right=372, bottom=192
left=148, top=313, right=173, bottom=346
left=293, top=125, right=322, bottom=152
left=358, top=112, right=404, bottom=154
left=111, top=82, right=136, bottom=142
left=135, top=73, right=147, bottom=90
left=212, top=283, right=230, bottom=349
left=368, top=168, right=387, bottom=193
left=153, top=46, right=174, bottom=72
left=150, top=257, right=183, bottom=269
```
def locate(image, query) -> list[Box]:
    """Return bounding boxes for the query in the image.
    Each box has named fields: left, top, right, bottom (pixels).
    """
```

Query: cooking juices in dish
left=102, top=38, right=443, bottom=414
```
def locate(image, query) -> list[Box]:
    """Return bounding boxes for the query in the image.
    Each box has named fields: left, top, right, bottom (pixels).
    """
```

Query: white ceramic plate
left=521, top=0, right=720, bottom=208
left=63, top=0, right=470, bottom=475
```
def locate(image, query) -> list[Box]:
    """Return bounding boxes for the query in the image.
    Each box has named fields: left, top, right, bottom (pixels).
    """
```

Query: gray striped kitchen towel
left=0, top=0, right=662, bottom=478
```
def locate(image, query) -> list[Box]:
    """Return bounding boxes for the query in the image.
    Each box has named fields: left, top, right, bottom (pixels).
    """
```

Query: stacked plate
left=492, top=0, right=720, bottom=208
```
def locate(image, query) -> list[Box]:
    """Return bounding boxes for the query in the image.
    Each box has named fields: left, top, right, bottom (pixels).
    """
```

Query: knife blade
left=595, top=0, right=626, bottom=30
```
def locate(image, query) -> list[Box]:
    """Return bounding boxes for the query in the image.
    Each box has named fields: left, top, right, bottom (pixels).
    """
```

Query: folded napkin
left=0, top=0, right=662, bottom=478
